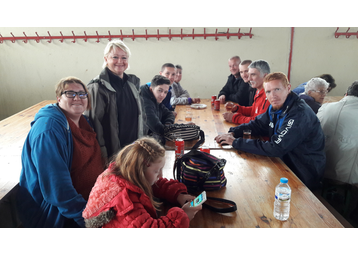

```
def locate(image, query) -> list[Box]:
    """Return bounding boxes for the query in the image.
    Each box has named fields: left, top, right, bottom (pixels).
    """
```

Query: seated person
left=215, top=72, right=326, bottom=190
left=171, top=64, right=200, bottom=106
left=17, top=77, right=104, bottom=227
left=239, top=60, right=256, bottom=106
left=223, top=60, right=270, bottom=124
left=292, top=74, right=337, bottom=94
left=299, top=77, right=329, bottom=114
left=317, top=81, right=358, bottom=185
left=140, top=75, right=175, bottom=144
left=146, top=63, right=176, bottom=112
left=218, top=56, right=252, bottom=106
left=83, top=137, right=201, bottom=228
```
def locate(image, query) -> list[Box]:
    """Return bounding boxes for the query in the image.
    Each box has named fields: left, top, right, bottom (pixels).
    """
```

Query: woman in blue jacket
left=17, top=77, right=104, bottom=227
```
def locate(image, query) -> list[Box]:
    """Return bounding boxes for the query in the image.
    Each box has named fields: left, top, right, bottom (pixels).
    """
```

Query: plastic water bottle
left=273, top=177, right=291, bottom=221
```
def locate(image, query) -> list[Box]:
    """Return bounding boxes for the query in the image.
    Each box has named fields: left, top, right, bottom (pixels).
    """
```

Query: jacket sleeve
left=152, top=178, right=188, bottom=204
left=231, top=109, right=312, bottom=157
left=143, top=98, right=174, bottom=135
left=106, top=186, right=190, bottom=228
left=218, top=77, right=231, bottom=98
left=229, top=110, right=271, bottom=138
left=232, top=105, right=253, bottom=124
left=232, top=99, right=270, bottom=124
left=122, top=205, right=190, bottom=228
left=30, top=122, right=87, bottom=227
left=170, top=83, right=191, bottom=106
left=84, top=81, right=108, bottom=159
left=226, top=80, right=250, bottom=106
left=160, top=104, right=175, bottom=125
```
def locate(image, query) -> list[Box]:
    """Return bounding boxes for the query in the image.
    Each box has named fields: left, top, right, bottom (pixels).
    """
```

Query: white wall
left=1, top=27, right=357, bottom=120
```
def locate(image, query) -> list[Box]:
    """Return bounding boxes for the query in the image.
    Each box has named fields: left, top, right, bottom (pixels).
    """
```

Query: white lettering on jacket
left=274, top=119, right=295, bottom=144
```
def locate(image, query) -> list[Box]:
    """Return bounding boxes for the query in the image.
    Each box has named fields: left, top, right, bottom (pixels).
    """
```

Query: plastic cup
left=243, top=129, right=251, bottom=139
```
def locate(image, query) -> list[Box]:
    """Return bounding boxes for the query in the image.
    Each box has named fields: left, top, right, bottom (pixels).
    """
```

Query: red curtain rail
left=0, top=28, right=253, bottom=44
left=334, top=27, right=358, bottom=38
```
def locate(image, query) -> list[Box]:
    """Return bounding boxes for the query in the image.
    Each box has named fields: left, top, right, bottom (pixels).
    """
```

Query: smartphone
left=190, top=191, right=207, bottom=207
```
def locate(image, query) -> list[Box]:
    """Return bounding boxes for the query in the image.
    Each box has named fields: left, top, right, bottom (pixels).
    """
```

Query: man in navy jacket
left=215, top=72, right=326, bottom=190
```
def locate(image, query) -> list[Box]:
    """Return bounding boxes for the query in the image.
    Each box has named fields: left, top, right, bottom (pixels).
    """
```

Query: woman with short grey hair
left=299, top=77, right=329, bottom=114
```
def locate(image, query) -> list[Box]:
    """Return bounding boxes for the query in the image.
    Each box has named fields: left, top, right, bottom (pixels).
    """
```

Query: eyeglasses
left=62, top=91, right=88, bottom=99
left=312, top=90, right=328, bottom=95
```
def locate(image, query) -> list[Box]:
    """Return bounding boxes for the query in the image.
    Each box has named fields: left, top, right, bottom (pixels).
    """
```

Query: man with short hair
left=215, top=72, right=326, bottom=190
left=223, top=60, right=270, bottom=124
left=317, top=81, right=358, bottom=185
left=170, top=65, right=200, bottom=106
left=146, top=63, right=176, bottom=112
left=239, top=60, right=256, bottom=106
left=140, top=75, right=175, bottom=144
left=218, top=56, right=252, bottom=106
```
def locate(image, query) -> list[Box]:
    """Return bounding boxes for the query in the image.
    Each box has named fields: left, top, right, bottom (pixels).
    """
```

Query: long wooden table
left=165, top=99, right=237, bottom=150
left=164, top=99, right=343, bottom=228
left=0, top=99, right=345, bottom=227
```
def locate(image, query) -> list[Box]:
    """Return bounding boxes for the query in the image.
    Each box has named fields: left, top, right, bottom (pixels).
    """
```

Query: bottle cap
left=280, top=177, right=288, bottom=184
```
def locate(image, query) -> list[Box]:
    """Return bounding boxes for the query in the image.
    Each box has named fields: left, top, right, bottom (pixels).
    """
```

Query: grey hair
left=102, top=39, right=131, bottom=69
left=229, top=56, right=241, bottom=63
left=248, top=60, right=270, bottom=76
left=304, top=78, right=329, bottom=94
left=346, top=80, right=358, bottom=97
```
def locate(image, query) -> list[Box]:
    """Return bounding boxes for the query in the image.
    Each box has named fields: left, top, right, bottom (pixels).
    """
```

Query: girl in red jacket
left=83, top=137, right=201, bottom=227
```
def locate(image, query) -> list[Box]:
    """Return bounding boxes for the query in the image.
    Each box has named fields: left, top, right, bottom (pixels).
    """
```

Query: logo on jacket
left=269, top=122, right=274, bottom=128
left=274, top=119, right=295, bottom=144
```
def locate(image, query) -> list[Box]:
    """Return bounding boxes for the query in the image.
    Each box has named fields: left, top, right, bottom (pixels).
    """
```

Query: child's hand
left=177, top=193, right=196, bottom=206
left=182, top=202, right=202, bottom=221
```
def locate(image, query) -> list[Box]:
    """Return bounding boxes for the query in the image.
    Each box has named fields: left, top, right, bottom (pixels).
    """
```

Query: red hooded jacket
left=232, top=88, right=270, bottom=124
left=83, top=165, right=189, bottom=228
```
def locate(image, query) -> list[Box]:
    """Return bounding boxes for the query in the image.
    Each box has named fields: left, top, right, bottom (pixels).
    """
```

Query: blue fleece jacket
left=17, top=104, right=87, bottom=227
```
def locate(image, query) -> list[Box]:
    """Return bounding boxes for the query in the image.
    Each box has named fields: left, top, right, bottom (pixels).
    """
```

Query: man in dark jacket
left=215, top=72, right=326, bottom=190
left=140, top=75, right=175, bottom=144
left=218, top=56, right=252, bottom=106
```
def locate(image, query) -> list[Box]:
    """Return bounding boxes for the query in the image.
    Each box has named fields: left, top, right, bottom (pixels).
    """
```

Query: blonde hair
left=102, top=39, right=131, bottom=69
left=110, top=137, right=165, bottom=210
left=55, top=76, right=91, bottom=110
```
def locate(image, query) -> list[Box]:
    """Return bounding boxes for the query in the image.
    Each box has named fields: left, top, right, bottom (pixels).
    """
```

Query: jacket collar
left=141, top=84, right=161, bottom=106
left=269, top=92, right=296, bottom=117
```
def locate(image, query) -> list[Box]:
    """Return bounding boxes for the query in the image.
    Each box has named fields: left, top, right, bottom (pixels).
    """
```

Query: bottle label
left=275, top=193, right=290, bottom=201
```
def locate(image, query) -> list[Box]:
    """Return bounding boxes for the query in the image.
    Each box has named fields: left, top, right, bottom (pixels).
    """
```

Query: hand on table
left=231, top=104, right=239, bottom=113
left=214, top=133, right=235, bottom=146
left=223, top=112, right=234, bottom=123
left=219, top=95, right=226, bottom=104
